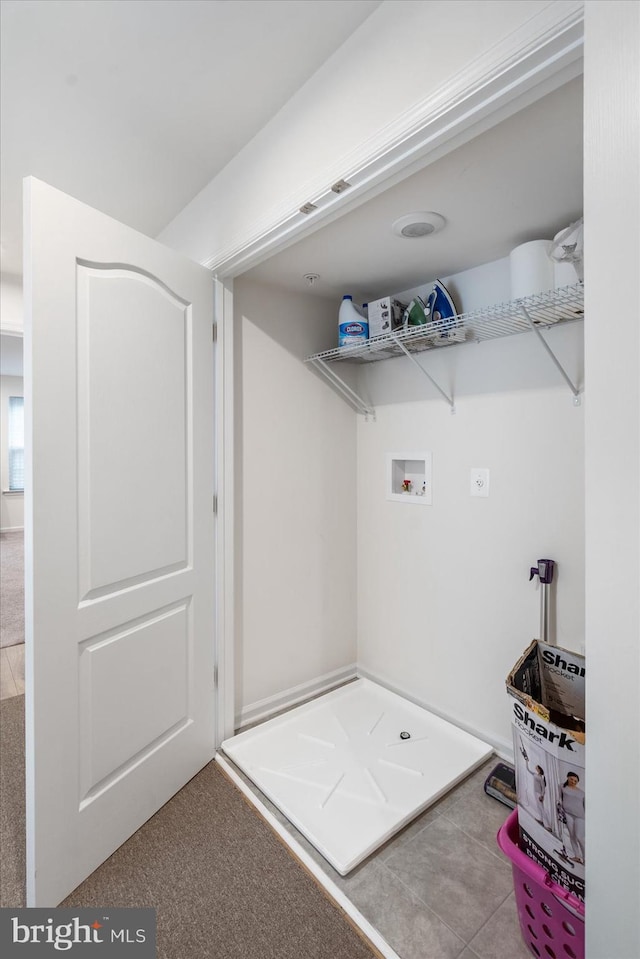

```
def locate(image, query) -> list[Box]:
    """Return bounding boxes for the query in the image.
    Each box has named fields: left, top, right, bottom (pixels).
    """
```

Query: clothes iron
left=427, top=279, right=457, bottom=329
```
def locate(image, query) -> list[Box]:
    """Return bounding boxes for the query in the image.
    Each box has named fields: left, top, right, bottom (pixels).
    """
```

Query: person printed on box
left=525, top=762, right=552, bottom=831
left=561, top=771, right=585, bottom=864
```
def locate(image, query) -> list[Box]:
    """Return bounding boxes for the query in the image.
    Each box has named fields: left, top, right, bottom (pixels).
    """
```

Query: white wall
left=355, top=255, right=585, bottom=752
left=357, top=383, right=584, bottom=755
left=234, top=278, right=357, bottom=721
left=1, top=277, right=25, bottom=532
left=1, top=374, right=24, bottom=530
left=0, top=333, right=24, bottom=377
left=584, top=3, right=640, bottom=957
left=234, top=256, right=586, bottom=756
left=0, top=273, right=24, bottom=333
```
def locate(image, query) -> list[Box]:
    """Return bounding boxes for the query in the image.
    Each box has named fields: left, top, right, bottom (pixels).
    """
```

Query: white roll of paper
left=509, top=239, right=554, bottom=300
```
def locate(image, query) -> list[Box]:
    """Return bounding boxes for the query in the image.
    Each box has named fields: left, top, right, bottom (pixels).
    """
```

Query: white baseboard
left=356, top=665, right=514, bottom=764
left=0, top=525, right=24, bottom=533
left=215, top=753, right=401, bottom=959
left=235, top=663, right=358, bottom=731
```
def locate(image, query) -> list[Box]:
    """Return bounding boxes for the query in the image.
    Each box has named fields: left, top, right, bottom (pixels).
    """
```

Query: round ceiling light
left=392, top=211, right=446, bottom=238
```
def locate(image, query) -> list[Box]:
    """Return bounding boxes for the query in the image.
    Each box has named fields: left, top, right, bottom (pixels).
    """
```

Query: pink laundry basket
left=497, top=810, right=584, bottom=959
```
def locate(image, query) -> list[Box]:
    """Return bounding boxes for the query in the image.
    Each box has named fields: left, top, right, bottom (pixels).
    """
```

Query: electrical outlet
left=470, top=467, right=490, bottom=497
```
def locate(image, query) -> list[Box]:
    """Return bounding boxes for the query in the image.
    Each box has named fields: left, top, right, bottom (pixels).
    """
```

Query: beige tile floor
left=0, top=642, right=24, bottom=700
left=0, top=655, right=530, bottom=958
left=224, top=753, right=532, bottom=959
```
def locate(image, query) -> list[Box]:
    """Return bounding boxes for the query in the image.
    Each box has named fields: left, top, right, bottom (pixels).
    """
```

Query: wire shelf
left=305, top=283, right=584, bottom=367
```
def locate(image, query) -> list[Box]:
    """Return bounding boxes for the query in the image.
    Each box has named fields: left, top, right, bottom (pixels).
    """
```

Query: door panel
left=24, top=177, right=216, bottom=905
left=78, top=602, right=190, bottom=802
left=77, top=264, right=190, bottom=595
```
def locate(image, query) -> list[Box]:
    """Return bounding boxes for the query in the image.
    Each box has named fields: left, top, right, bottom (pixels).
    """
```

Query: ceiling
left=0, top=1, right=583, bottom=314
left=243, top=75, right=584, bottom=303
left=0, top=0, right=382, bottom=278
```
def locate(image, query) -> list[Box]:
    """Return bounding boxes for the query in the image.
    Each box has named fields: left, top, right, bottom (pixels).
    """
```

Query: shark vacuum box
left=507, top=639, right=586, bottom=902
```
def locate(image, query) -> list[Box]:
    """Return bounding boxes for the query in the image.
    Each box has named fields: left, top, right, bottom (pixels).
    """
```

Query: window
left=8, top=395, right=24, bottom=491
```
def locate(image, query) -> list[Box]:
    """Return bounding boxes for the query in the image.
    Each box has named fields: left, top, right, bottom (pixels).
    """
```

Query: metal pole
left=390, top=335, right=456, bottom=411
left=310, top=357, right=374, bottom=417
left=530, top=559, right=555, bottom=645
left=540, top=582, right=550, bottom=645
left=519, top=304, right=581, bottom=398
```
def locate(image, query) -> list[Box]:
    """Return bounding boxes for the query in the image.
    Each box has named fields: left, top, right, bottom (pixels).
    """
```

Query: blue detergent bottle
left=338, top=295, right=369, bottom=347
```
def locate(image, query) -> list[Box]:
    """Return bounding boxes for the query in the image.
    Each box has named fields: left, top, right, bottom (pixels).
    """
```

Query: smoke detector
left=392, top=212, right=446, bottom=238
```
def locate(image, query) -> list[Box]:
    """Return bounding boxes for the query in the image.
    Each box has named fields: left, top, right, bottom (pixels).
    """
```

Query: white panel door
left=23, top=177, right=216, bottom=906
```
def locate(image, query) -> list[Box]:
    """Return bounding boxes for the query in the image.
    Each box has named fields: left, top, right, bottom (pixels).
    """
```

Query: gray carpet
left=0, top=694, right=25, bottom=906
left=0, top=530, right=24, bottom=648
left=0, top=695, right=376, bottom=959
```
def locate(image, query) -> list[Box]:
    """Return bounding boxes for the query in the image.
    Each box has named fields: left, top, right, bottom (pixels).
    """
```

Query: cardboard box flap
left=537, top=640, right=585, bottom=720
left=507, top=639, right=585, bottom=725
left=506, top=640, right=549, bottom=720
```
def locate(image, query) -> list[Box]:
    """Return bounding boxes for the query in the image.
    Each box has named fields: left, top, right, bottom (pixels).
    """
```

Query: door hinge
left=213, top=664, right=219, bottom=689
left=212, top=322, right=217, bottom=343
left=213, top=493, right=217, bottom=515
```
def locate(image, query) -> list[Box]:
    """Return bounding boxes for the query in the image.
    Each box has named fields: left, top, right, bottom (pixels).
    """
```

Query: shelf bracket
left=309, top=357, right=375, bottom=417
left=519, top=304, right=582, bottom=403
left=391, top=335, right=456, bottom=413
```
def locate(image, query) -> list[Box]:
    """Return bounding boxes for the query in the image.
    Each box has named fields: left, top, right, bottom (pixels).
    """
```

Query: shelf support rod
left=519, top=304, right=581, bottom=402
left=309, top=357, right=375, bottom=417
left=391, top=336, right=456, bottom=412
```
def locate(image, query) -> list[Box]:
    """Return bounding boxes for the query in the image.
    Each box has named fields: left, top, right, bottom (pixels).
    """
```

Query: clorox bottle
left=338, top=295, right=369, bottom=347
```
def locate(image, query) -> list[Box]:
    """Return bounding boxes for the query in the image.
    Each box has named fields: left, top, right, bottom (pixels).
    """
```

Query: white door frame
left=211, top=2, right=585, bottom=743
left=213, top=275, right=236, bottom=742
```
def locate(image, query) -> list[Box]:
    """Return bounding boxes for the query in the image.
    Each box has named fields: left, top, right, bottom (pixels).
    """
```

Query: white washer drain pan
left=221, top=678, right=492, bottom=875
